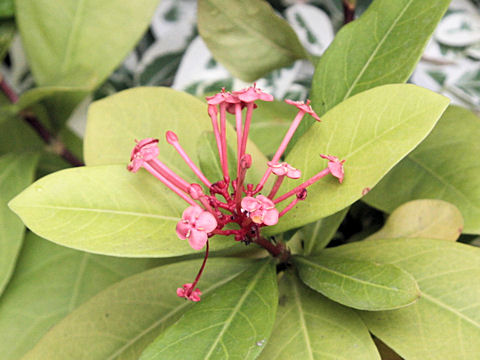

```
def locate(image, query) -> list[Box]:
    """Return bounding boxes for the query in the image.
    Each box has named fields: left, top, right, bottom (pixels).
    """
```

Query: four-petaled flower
left=241, top=195, right=279, bottom=226
left=176, top=283, right=202, bottom=302
left=320, top=154, right=346, bottom=183
left=176, top=206, right=217, bottom=250
left=127, top=138, right=159, bottom=172
left=285, top=99, right=321, bottom=121
left=267, top=161, right=301, bottom=179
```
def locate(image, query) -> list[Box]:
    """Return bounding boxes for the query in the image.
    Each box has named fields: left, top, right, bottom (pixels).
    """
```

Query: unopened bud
left=240, top=154, right=252, bottom=169
left=188, top=183, right=204, bottom=200
left=296, top=188, right=307, bottom=200
left=165, top=131, right=178, bottom=144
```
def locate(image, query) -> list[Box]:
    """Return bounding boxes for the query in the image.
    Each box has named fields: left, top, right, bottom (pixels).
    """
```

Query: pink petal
left=271, top=166, right=287, bottom=176
left=328, top=162, right=345, bottom=183
left=182, top=206, right=203, bottom=223
left=176, top=220, right=190, bottom=240
left=250, top=209, right=264, bottom=224
left=320, top=154, right=338, bottom=162
left=241, top=196, right=260, bottom=212
left=286, top=168, right=301, bottom=179
left=263, top=208, right=279, bottom=226
left=206, top=92, right=226, bottom=105
left=188, top=288, right=202, bottom=302
left=176, top=287, right=186, bottom=297
left=256, top=195, right=275, bottom=208
left=127, top=158, right=143, bottom=173
left=188, top=229, right=208, bottom=250
left=196, top=211, right=218, bottom=233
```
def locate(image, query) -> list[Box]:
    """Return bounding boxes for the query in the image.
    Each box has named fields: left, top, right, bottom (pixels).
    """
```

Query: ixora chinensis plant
left=0, top=0, right=480, bottom=359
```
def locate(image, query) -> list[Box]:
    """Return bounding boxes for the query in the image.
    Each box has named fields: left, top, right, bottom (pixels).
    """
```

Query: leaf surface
left=22, top=258, right=253, bottom=360
left=9, top=165, right=233, bottom=257
left=365, top=106, right=480, bottom=234
left=259, top=272, right=380, bottom=360
left=198, top=0, right=307, bottom=82
left=0, top=232, right=159, bottom=360
left=140, top=259, right=277, bottom=360
left=295, top=255, right=419, bottom=310
left=0, top=153, right=38, bottom=295
left=267, top=84, right=449, bottom=234
left=325, top=238, right=480, bottom=359
left=311, top=0, right=451, bottom=115
left=365, top=199, right=464, bottom=242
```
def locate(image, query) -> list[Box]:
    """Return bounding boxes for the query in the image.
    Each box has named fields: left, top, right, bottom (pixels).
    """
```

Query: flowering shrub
left=0, top=0, right=479, bottom=359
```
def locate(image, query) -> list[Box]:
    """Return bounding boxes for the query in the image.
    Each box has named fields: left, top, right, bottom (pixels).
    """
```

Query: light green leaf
left=21, top=258, right=253, bottom=360
left=259, top=271, right=380, bottom=360
left=295, top=255, right=419, bottom=310
left=140, top=259, right=277, bottom=360
left=0, top=232, right=159, bottom=360
left=198, top=0, right=307, bottom=82
left=0, top=153, right=38, bottom=295
left=0, top=21, right=14, bottom=60
left=365, top=199, right=464, bottom=242
left=16, top=0, right=158, bottom=88
left=266, top=84, right=449, bottom=235
left=302, top=207, right=348, bottom=256
left=365, top=106, right=480, bottom=234
left=9, top=165, right=233, bottom=257
left=311, top=0, right=450, bottom=116
left=84, top=87, right=268, bottom=183
left=324, top=238, right=480, bottom=359
left=15, top=0, right=158, bottom=125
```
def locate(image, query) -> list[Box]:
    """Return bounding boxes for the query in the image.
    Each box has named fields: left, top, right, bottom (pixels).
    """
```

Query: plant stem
left=343, top=0, right=356, bottom=24
left=0, top=76, right=84, bottom=167
left=254, top=235, right=290, bottom=262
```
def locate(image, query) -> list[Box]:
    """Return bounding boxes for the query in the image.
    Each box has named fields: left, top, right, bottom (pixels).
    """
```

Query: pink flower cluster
left=127, top=84, right=345, bottom=301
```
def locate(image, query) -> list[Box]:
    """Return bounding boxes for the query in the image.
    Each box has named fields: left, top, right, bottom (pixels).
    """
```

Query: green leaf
left=16, top=0, right=158, bottom=88
left=294, top=255, right=420, bottom=310
left=365, top=199, right=464, bottom=242
left=0, top=232, right=159, bottom=360
left=21, top=258, right=253, bottom=360
left=259, top=272, right=380, bottom=360
left=9, top=165, right=233, bottom=257
left=198, top=0, right=307, bottom=82
left=301, top=207, right=348, bottom=256
left=0, top=0, right=14, bottom=18
left=140, top=259, right=277, bottom=360
left=266, top=84, right=450, bottom=235
left=311, top=0, right=450, bottom=116
left=0, top=20, right=14, bottom=60
left=0, top=153, right=38, bottom=295
left=324, top=238, right=480, bottom=359
left=0, top=115, right=44, bottom=155
left=15, top=0, right=158, bottom=126
left=84, top=87, right=268, bottom=183
left=364, top=105, right=480, bottom=234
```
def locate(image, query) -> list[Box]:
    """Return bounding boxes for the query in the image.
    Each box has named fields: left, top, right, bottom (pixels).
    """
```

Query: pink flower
left=127, top=138, right=159, bottom=172
left=241, top=195, right=279, bottom=226
left=267, top=161, right=301, bottom=179
left=233, top=84, right=274, bottom=103
left=285, top=99, right=321, bottom=121
left=320, top=154, right=346, bottom=183
left=177, top=283, right=202, bottom=302
left=176, top=206, right=217, bottom=250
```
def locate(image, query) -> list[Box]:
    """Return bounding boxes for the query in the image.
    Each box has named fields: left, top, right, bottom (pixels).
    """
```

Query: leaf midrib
left=60, top=0, right=86, bottom=74
left=342, top=0, right=414, bottom=100
left=13, top=204, right=180, bottom=222
left=292, top=278, right=314, bottom=360
left=204, top=261, right=270, bottom=359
